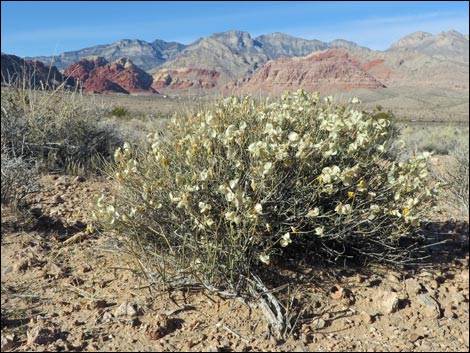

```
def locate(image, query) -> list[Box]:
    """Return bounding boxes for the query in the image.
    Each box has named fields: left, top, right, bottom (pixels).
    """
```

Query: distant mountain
left=26, top=39, right=186, bottom=71
left=154, top=31, right=268, bottom=83
left=354, top=32, right=469, bottom=90
left=63, top=57, right=156, bottom=94
left=12, top=29, right=470, bottom=94
left=151, top=68, right=220, bottom=90
left=255, top=32, right=369, bottom=59
left=27, top=30, right=372, bottom=81
left=387, top=30, right=469, bottom=63
left=235, top=49, right=385, bottom=95
left=1, top=53, right=74, bottom=88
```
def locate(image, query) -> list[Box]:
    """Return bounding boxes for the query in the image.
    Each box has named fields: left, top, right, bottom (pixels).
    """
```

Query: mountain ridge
left=3, top=29, right=468, bottom=94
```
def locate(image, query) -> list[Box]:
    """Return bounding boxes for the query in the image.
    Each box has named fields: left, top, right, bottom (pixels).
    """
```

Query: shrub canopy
left=97, top=89, right=439, bottom=292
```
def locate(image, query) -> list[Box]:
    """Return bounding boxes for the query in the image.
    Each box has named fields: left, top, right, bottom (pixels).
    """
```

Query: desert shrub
left=400, top=124, right=468, bottom=156
left=1, top=84, right=123, bottom=175
left=442, top=141, right=469, bottom=217
left=96, top=89, right=439, bottom=295
left=111, top=105, right=129, bottom=118
left=1, top=152, right=39, bottom=208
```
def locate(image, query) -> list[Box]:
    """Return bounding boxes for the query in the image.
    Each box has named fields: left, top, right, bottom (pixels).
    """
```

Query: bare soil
left=1, top=166, right=469, bottom=352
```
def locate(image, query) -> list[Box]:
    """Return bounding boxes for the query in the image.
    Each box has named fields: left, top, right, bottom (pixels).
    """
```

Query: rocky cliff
left=64, top=57, right=156, bottom=94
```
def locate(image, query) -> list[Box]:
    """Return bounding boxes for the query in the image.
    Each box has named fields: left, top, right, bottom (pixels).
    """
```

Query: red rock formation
left=64, top=57, right=157, bottom=94
left=151, top=68, right=220, bottom=90
left=1, top=54, right=74, bottom=89
left=237, top=49, right=386, bottom=95
left=63, top=56, right=108, bottom=84
left=360, top=59, right=395, bottom=84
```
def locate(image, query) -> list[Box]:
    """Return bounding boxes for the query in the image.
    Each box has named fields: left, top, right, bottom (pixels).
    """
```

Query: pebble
left=1, top=334, right=16, bottom=351
left=416, top=294, right=441, bottom=318
left=451, top=293, right=466, bottom=304
left=114, top=302, right=139, bottom=318
left=360, top=311, right=374, bottom=324
left=13, top=258, right=29, bottom=272
left=312, top=318, right=326, bottom=329
left=409, top=332, right=422, bottom=342
left=375, top=289, right=399, bottom=314
left=26, top=326, right=54, bottom=346
left=405, top=278, right=422, bottom=296
left=74, top=176, right=86, bottom=183
left=53, top=195, right=64, bottom=204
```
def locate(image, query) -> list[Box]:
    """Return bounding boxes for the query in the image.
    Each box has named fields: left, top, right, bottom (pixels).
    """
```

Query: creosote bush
left=97, top=89, right=439, bottom=294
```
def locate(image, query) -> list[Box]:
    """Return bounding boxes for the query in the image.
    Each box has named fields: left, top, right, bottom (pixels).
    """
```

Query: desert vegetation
left=1, top=80, right=468, bottom=349
left=92, top=89, right=448, bottom=337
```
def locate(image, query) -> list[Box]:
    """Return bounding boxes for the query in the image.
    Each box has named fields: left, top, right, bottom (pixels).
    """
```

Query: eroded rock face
left=151, top=68, right=220, bottom=90
left=1, top=54, right=75, bottom=89
left=64, top=57, right=156, bottom=94
left=239, top=49, right=386, bottom=95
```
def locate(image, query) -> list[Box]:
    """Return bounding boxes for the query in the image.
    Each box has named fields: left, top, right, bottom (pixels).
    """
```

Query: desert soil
left=1, top=162, right=469, bottom=352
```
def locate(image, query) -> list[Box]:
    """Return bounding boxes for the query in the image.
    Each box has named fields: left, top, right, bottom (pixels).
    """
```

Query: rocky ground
left=1, top=171, right=469, bottom=352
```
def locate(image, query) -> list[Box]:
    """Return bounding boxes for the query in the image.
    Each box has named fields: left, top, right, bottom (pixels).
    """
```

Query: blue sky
left=1, top=1, right=469, bottom=57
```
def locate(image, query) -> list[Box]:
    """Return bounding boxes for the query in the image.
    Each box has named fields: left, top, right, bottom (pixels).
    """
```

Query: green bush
left=111, top=106, right=129, bottom=118
left=96, top=89, right=439, bottom=294
left=1, top=85, right=122, bottom=175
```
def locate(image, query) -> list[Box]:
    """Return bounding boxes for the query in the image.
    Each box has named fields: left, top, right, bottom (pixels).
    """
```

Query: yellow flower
left=290, top=226, right=298, bottom=233
left=402, top=208, right=409, bottom=216
left=251, top=180, right=257, bottom=191
left=357, top=179, right=367, bottom=192
left=85, top=224, right=94, bottom=234
left=348, top=191, right=355, bottom=199
left=266, top=223, right=272, bottom=232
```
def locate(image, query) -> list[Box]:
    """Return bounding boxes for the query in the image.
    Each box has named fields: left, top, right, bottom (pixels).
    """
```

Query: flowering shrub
left=96, top=89, right=439, bottom=292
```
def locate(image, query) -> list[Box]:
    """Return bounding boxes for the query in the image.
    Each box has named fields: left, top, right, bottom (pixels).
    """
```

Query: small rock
left=375, top=290, right=399, bottom=314
left=409, top=332, right=422, bottom=342
left=80, top=264, right=92, bottom=273
left=13, top=258, right=29, bottom=272
left=42, top=262, right=63, bottom=278
left=360, top=311, right=374, bottom=324
left=443, top=306, right=457, bottom=319
left=429, top=279, right=439, bottom=289
left=52, top=195, right=64, bottom=204
left=1, top=333, right=16, bottom=351
left=312, top=317, right=326, bottom=329
left=405, top=278, right=422, bottom=296
left=417, top=294, right=441, bottom=318
left=147, top=314, right=170, bottom=340
left=74, top=176, right=86, bottom=183
left=330, top=285, right=344, bottom=300
left=26, top=326, right=54, bottom=346
left=2, top=266, right=13, bottom=275
left=115, top=302, right=139, bottom=318
left=92, top=299, right=108, bottom=309
left=103, top=312, right=114, bottom=322
left=387, top=273, right=401, bottom=284
left=451, top=293, right=466, bottom=304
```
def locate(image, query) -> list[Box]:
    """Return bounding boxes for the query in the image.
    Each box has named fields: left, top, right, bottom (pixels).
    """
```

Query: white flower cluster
left=97, top=89, right=439, bottom=269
